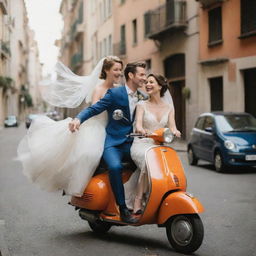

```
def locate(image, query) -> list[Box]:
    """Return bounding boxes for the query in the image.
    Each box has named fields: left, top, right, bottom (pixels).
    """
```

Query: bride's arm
left=135, top=104, right=147, bottom=135
left=91, top=86, right=103, bottom=104
left=168, top=109, right=181, bottom=137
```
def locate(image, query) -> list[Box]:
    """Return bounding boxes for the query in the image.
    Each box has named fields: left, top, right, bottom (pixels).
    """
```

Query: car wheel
left=214, top=151, right=226, bottom=172
left=188, top=147, right=198, bottom=165
left=166, top=214, right=204, bottom=254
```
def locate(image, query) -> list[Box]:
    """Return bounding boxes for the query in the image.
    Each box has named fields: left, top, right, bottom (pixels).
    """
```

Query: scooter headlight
left=163, top=128, right=174, bottom=143
left=224, top=140, right=236, bottom=150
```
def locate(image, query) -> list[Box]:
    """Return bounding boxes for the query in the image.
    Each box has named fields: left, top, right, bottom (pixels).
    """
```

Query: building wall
left=198, top=0, right=256, bottom=119
left=199, top=0, right=256, bottom=61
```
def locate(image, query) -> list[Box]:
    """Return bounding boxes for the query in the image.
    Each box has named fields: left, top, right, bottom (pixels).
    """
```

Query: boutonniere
left=137, top=90, right=149, bottom=101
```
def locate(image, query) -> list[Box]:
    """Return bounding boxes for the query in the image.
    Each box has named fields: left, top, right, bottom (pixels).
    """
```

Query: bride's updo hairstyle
left=148, top=74, right=168, bottom=97
left=100, top=56, right=123, bottom=79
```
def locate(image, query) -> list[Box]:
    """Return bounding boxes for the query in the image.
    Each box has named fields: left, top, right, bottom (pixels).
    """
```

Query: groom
left=69, top=61, right=147, bottom=223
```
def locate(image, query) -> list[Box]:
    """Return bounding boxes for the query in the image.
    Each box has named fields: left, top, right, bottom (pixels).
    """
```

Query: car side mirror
left=205, top=127, right=213, bottom=133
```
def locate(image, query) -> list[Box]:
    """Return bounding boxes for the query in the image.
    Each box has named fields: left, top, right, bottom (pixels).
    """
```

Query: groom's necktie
left=128, top=91, right=138, bottom=119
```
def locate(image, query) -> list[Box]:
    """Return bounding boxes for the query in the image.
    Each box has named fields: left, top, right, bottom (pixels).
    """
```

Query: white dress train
left=17, top=112, right=107, bottom=196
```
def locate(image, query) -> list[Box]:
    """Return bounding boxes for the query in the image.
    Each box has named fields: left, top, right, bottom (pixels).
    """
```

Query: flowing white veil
left=163, top=90, right=174, bottom=110
left=40, top=58, right=105, bottom=108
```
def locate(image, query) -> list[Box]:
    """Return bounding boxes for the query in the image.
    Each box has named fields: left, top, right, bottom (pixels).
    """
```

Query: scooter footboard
left=157, top=191, right=204, bottom=225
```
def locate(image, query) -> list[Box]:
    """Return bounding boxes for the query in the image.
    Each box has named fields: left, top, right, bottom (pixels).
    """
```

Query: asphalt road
left=0, top=124, right=256, bottom=256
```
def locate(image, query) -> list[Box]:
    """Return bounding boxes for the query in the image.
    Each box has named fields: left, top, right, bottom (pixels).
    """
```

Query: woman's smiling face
left=106, top=62, right=123, bottom=84
left=145, top=75, right=161, bottom=96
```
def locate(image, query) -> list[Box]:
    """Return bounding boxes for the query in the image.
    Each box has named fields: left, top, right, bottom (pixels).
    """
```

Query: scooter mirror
left=112, top=109, right=129, bottom=121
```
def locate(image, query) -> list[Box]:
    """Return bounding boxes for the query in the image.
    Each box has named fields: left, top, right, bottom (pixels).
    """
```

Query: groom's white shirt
left=125, top=85, right=138, bottom=119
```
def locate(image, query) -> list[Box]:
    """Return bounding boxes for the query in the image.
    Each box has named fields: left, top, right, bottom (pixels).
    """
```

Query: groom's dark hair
left=124, top=61, right=146, bottom=81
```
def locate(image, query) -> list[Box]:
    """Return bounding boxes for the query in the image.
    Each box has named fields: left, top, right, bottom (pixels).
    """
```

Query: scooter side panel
left=157, top=191, right=204, bottom=224
left=140, top=146, right=187, bottom=224
left=70, top=173, right=109, bottom=210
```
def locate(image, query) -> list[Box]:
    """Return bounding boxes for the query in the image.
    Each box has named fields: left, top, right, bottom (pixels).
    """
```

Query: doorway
left=243, top=68, right=256, bottom=117
left=164, top=54, right=186, bottom=138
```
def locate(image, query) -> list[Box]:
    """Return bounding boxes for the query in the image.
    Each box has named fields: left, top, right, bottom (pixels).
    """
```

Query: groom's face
left=131, top=67, right=147, bottom=88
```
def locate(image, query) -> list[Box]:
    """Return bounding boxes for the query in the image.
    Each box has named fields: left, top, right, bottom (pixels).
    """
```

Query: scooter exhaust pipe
left=79, top=209, right=98, bottom=222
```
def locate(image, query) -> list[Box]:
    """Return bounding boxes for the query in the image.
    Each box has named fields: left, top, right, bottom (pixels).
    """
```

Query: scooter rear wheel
left=88, top=220, right=112, bottom=234
left=166, top=214, right=204, bottom=254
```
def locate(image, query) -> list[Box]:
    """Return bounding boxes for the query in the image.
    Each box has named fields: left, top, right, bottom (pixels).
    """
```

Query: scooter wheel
left=88, top=220, right=112, bottom=234
left=166, top=214, right=204, bottom=254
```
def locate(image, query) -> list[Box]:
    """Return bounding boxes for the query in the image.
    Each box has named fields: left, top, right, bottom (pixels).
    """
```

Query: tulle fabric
left=17, top=113, right=107, bottom=196
left=40, top=59, right=104, bottom=108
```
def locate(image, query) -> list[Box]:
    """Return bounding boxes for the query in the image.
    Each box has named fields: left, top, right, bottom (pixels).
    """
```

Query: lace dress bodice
left=131, top=102, right=172, bottom=171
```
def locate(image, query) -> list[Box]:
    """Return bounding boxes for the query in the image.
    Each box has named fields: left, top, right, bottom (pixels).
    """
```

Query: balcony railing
left=146, top=0, right=187, bottom=40
left=113, top=42, right=126, bottom=56
left=71, top=52, right=83, bottom=69
left=0, top=0, right=8, bottom=14
left=196, top=0, right=224, bottom=8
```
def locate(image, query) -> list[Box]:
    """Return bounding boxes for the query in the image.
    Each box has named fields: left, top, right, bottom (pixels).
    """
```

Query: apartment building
left=197, top=0, right=256, bottom=118
left=0, top=0, right=11, bottom=125
left=0, top=0, right=42, bottom=127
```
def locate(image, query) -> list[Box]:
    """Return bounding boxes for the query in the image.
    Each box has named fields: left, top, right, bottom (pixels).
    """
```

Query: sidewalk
left=171, top=139, right=187, bottom=152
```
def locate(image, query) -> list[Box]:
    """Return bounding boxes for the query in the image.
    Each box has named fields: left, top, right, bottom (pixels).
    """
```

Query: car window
left=215, top=114, right=256, bottom=132
left=203, top=116, right=214, bottom=129
left=195, top=117, right=205, bottom=130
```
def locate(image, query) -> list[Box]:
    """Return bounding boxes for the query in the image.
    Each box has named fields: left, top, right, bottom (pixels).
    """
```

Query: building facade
left=197, top=0, right=256, bottom=118
left=0, top=0, right=42, bottom=127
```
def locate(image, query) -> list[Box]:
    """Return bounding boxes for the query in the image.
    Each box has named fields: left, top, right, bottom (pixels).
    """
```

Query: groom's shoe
left=120, top=207, right=138, bottom=224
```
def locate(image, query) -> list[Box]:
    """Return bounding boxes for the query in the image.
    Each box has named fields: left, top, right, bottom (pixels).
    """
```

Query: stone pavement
left=170, top=138, right=187, bottom=152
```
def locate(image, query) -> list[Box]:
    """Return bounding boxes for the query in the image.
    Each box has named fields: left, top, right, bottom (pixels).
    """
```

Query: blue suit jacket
left=76, top=85, right=134, bottom=149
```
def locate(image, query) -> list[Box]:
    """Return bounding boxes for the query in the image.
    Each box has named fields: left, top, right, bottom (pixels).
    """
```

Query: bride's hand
left=69, top=118, right=81, bottom=133
left=135, top=127, right=148, bottom=136
left=172, top=129, right=181, bottom=138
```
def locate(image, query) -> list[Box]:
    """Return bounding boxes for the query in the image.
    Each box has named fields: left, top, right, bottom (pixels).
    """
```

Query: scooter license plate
left=245, top=155, right=256, bottom=161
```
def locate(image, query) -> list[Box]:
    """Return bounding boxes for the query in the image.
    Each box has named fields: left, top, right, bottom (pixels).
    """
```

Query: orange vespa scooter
left=70, top=127, right=204, bottom=254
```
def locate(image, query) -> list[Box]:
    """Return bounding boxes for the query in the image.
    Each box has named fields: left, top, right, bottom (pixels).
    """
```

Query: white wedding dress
left=17, top=111, right=107, bottom=196
left=125, top=101, right=173, bottom=208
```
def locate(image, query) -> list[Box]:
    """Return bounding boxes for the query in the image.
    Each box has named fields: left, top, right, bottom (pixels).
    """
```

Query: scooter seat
left=93, top=159, right=137, bottom=176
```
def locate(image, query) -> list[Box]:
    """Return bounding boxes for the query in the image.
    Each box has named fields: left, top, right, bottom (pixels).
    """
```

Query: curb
left=0, top=220, right=11, bottom=256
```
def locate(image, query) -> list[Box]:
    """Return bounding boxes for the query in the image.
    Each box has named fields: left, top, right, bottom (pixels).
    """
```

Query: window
left=195, top=117, right=205, bottom=130
left=209, top=77, right=223, bottom=111
left=145, top=59, right=151, bottom=72
left=208, top=7, right=222, bottom=46
left=144, top=12, right=151, bottom=36
left=120, top=24, right=126, bottom=55
left=108, top=0, right=112, bottom=17
left=203, top=116, right=214, bottom=130
left=108, top=34, right=112, bottom=55
left=240, top=0, right=256, bottom=37
left=132, top=19, right=137, bottom=45
left=104, top=38, right=107, bottom=57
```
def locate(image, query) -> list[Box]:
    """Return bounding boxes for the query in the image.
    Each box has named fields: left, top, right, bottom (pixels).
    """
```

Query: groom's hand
left=69, top=118, right=81, bottom=133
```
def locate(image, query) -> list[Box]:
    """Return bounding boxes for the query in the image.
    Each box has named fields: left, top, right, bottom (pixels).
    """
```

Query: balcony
left=71, top=52, right=83, bottom=69
left=146, top=0, right=187, bottom=40
left=0, top=40, right=11, bottom=57
left=113, top=42, right=126, bottom=56
left=0, top=0, right=8, bottom=14
left=196, top=0, right=224, bottom=8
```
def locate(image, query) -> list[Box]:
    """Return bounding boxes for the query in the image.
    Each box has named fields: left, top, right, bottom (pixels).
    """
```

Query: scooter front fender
left=157, top=191, right=204, bottom=225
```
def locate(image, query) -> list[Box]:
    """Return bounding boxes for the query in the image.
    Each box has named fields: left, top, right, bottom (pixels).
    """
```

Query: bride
left=17, top=56, right=123, bottom=196
left=130, top=73, right=181, bottom=214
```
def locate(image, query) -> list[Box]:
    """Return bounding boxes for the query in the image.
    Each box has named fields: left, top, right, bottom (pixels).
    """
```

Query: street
left=0, top=124, right=256, bottom=256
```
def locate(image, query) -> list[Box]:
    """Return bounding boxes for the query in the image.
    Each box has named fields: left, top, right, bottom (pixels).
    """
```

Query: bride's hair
left=148, top=74, right=168, bottom=97
left=100, top=56, right=123, bottom=79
